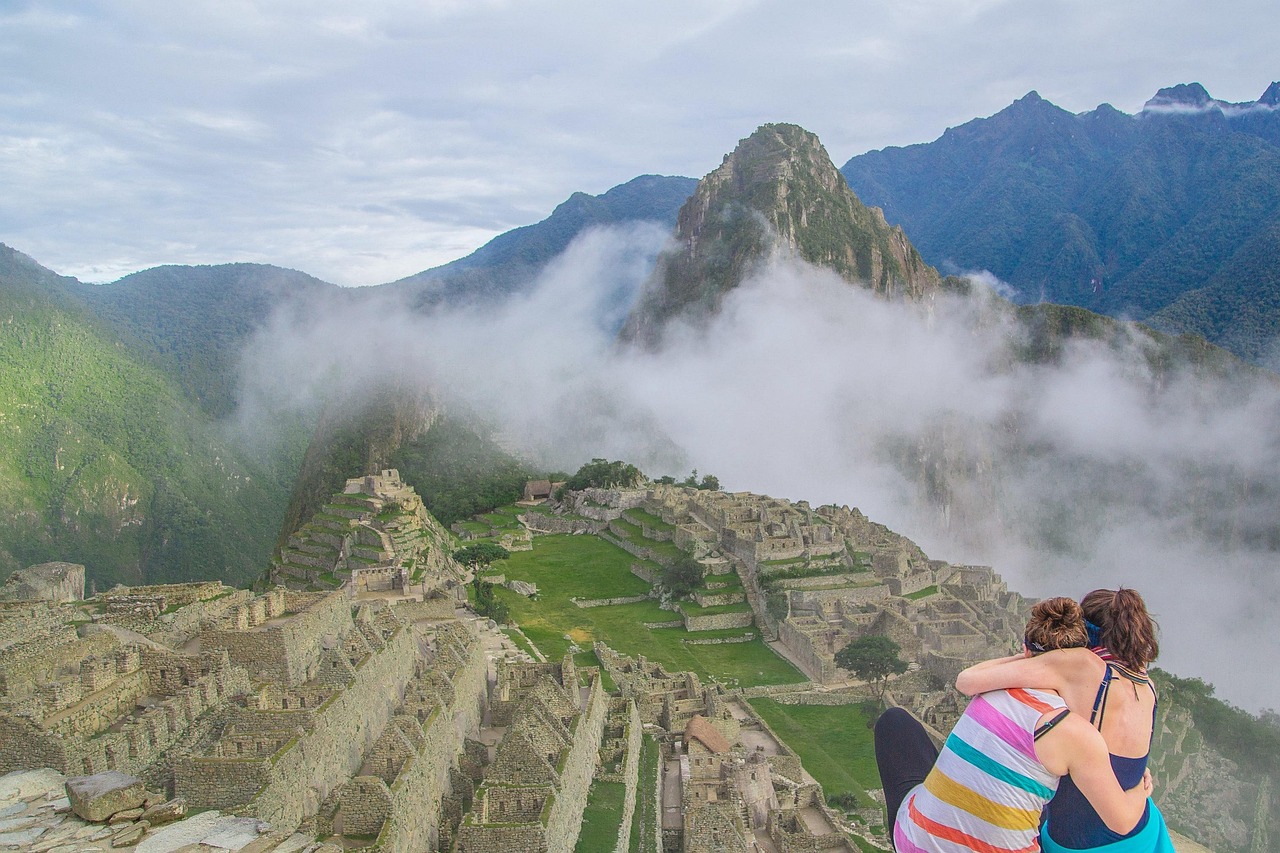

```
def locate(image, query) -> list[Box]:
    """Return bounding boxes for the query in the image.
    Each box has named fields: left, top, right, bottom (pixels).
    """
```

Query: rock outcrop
left=620, top=122, right=943, bottom=346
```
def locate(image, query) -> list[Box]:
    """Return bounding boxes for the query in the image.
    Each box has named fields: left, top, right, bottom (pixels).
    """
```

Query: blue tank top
left=1043, top=658, right=1156, bottom=848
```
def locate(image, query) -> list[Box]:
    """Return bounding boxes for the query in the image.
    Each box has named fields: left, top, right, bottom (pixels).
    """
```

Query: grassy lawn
left=747, top=698, right=882, bottom=807
left=496, top=534, right=803, bottom=688
left=574, top=780, right=627, bottom=853
left=905, top=585, right=939, bottom=600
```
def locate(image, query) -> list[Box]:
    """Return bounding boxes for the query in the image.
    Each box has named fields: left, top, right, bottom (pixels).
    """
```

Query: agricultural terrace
left=487, top=533, right=803, bottom=688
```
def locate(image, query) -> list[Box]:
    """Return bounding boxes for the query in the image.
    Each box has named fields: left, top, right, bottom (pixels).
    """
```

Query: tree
left=470, top=577, right=510, bottom=623
left=453, top=542, right=510, bottom=569
left=566, top=458, right=643, bottom=490
left=661, top=554, right=704, bottom=598
left=835, top=635, right=908, bottom=701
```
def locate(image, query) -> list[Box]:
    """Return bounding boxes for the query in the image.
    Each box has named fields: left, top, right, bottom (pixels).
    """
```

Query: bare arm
left=1036, top=715, right=1151, bottom=834
left=955, top=652, right=1063, bottom=697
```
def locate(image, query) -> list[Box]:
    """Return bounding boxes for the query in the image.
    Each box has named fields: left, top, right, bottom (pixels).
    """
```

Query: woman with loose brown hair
left=877, top=597, right=1152, bottom=853
left=956, top=587, right=1169, bottom=851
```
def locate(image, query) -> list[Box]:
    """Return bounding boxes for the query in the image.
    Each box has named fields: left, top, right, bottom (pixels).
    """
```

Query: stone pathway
left=0, top=770, right=326, bottom=853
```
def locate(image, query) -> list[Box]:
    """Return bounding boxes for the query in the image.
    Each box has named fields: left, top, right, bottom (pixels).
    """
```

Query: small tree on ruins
left=835, top=635, right=908, bottom=703
left=453, top=543, right=510, bottom=570
left=661, top=554, right=704, bottom=599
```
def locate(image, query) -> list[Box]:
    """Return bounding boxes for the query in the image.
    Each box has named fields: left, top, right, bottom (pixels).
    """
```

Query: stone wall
left=0, top=630, right=116, bottom=702
left=521, top=514, right=605, bottom=536
left=612, top=699, right=643, bottom=853
left=4, top=649, right=249, bottom=778
left=786, top=583, right=889, bottom=610
left=373, top=625, right=488, bottom=853
left=176, top=756, right=272, bottom=810
left=683, top=633, right=756, bottom=645
left=599, top=531, right=673, bottom=567
left=682, top=609, right=754, bottom=632
left=544, top=675, right=608, bottom=853
left=455, top=821, right=549, bottom=853
left=201, top=589, right=353, bottom=686
left=572, top=594, right=650, bottom=608
left=246, top=624, right=418, bottom=829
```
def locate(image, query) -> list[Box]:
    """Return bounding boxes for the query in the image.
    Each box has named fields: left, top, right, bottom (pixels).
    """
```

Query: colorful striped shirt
left=894, top=688, right=1067, bottom=853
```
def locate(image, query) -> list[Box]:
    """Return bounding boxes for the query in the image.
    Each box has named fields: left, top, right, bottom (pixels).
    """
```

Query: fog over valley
left=239, top=224, right=1280, bottom=713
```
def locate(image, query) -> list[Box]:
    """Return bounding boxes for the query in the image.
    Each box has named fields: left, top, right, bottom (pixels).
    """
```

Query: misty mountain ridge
left=841, top=81, right=1280, bottom=367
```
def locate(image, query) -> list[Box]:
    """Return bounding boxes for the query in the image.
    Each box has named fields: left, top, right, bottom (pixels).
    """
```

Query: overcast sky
left=2, top=0, right=1278, bottom=285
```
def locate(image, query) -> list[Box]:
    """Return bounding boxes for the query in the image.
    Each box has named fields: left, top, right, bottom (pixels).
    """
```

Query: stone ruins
left=555, top=484, right=1030, bottom=717
left=272, top=469, right=465, bottom=597
left=0, top=479, right=1167, bottom=852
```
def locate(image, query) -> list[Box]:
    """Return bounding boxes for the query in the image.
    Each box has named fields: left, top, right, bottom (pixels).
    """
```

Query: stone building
left=454, top=656, right=609, bottom=853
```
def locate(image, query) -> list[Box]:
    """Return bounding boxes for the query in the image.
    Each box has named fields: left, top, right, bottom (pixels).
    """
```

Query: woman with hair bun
left=956, top=588, right=1172, bottom=851
left=877, top=597, right=1153, bottom=853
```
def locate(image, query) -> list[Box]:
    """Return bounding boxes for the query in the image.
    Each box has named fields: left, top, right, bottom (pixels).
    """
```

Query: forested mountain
left=0, top=245, right=290, bottom=588
left=840, top=83, right=1280, bottom=364
left=71, top=264, right=340, bottom=418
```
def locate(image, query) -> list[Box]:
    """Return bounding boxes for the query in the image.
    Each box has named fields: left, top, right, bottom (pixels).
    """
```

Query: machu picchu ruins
left=0, top=479, right=1258, bottom=851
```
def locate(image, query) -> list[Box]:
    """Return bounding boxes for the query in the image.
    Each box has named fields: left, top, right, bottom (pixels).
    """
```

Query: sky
left=2, top=0, right=1278, bottom=285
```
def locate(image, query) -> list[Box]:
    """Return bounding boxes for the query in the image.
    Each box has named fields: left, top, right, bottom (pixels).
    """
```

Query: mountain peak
left=1259, top=81, right=1280, bottom=107
left=619, top=123, right=941, bottom=345
left=1143, top=82, right=1214, bottom=112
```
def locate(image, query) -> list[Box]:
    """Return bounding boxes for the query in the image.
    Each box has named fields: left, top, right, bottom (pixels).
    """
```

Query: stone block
left=65, top=771, right=145, bottom=822
left=140, top=797, right=186, bottom=827
left=110, top=819, right=149, bottom=847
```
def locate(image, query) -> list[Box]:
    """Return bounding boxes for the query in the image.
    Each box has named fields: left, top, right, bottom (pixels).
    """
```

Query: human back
left=884, top=597, right=1151, bottom=852
left=955, top=587, right=1162, bottom=848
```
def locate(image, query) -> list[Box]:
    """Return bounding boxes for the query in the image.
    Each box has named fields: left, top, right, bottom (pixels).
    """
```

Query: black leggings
left=875, top=707, right=939, bottom=843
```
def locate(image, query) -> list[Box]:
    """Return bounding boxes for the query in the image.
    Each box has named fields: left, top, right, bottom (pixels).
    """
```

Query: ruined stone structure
left=454, top=656, right=609, bottom=853
left=0, top=571, right=492, bottom=852
left=272, top=469, right=464, bottom=597
left=551, top=485, right=1029, bottom=691
left=595, top=644, right=856, bottom=853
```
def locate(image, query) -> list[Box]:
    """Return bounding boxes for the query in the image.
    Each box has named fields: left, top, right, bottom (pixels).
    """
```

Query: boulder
left=65, top=771, right=145, bottom=822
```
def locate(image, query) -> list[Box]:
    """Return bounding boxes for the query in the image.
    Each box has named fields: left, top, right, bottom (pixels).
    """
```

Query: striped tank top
left=894, top=687, right=1068, bottom=853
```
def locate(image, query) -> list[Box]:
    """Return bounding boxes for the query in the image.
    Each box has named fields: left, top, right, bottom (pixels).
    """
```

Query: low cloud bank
left=240, top=225, right=1280, bottom=711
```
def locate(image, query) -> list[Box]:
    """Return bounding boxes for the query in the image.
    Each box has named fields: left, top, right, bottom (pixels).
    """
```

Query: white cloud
left=1, top=0, right=1278, bottom=283
left=239, top=227, right=1280, bottom=711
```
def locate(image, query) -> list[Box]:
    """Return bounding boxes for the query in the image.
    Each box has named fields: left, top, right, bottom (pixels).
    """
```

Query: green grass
left=748, top=698, right=881, bottom=807
left=631, top=735, right=659, bottom=853
left=904, top=585, right=939, bottom=600
left=574, top=780, right=627, bottom=852
left=502, top=628, right=540, bottom=659
left=623, top=508, right=676, bottom=532
left=496, top=534, right=802, bottom=688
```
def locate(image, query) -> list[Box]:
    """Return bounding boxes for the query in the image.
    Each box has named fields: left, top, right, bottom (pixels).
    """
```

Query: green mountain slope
left=0, top=245, right=288, bottom=588
left=71, top=263, right=340, bottom=418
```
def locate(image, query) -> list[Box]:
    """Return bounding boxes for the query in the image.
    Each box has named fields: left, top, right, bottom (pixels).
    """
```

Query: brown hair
left=1024, top=597, right=1089, bottom=652
left=1080, top=587, right=1159, bottom=670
